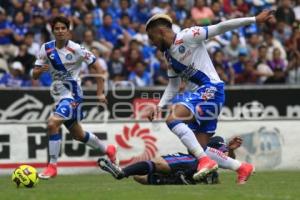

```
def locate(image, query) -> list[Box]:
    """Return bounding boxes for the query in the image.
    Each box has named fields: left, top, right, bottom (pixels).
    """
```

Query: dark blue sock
left=123, top=161, right=156, bottom=177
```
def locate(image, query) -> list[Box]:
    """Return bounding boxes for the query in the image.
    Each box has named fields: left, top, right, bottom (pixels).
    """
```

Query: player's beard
left=159, top=40, right=170, bottom=52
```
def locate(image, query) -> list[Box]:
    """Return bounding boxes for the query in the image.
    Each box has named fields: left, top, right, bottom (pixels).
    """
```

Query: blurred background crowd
left=0, top=0, right=299, bottom=88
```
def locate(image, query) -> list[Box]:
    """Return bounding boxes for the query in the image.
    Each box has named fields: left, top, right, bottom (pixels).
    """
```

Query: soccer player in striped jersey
left=32, top=16, right=117, bottom=179
left=144, top=11, right=274, bottom=183
left=99, top=136, right=242, bottom=185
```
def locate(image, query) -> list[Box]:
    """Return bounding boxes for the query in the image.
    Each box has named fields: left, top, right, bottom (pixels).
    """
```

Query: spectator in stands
left=11, top=11, right=28, bottom=45
left=0, top=54, right=8, bottom=73
left=0, top=61, right=30, bottom=87
left=128, top=61, right=152, bottom=87
left=286, top=51, right=300, bottom=84
left=255, top=45, right=274, bottom=84
left=107, top=47, right=128, bottom=84
left=213, top=50, right=235, bottom=85
left=211, top=1, right=225, bottom=24
left=120, top=13, right=136, bottom=37
left=232, top=48, right=249, bottom=80
left=174, top=0, right=189, bottom=26
left=235, top=60, right=259, bottom=84
left=275, top=0, right=295, bottom=26
left=235, top=0, right=249, bottom=15
left=24, top=32, right=40, bottom=56
left=53, top=0, right=72, bottom=17
left=265, top=48, right=287, bottom=84
left=73, top=13, right=97, bottom=43
left=131, top=0, right=151, bottom=25
left=82, top=29, right=110, bottom=59
left=98, top=13, right=124, bottom=47
left=191, top=0, right=214, bottom=25
left=13, top=43, right=36, bottom=77
left=124, top=40, right=143, bottom=72
left=294, top=0, right=300, bottom=22
left=273, top=21, right=293, bottom=44
left=21, top=1, right=34, bottom=24
left=29, top=11, right=50, bottom=45
left=246, top=33, right=261, bottom=62
left=0, top=7, right=18, bottom=60
left=70, top=0, right=89, bottom=27
left=286, top=25, right=300, bottom=84
left=263, top=30, right=287, bottom=61
left=224, top=33, right=243, bottom=64
left=115, top=0, right=133, bottom=20
left=151, top=0, right=171, bottom=15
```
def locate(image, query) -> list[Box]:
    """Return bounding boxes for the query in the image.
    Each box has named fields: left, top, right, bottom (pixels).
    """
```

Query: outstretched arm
left=184, top=10, right=274, bottom=43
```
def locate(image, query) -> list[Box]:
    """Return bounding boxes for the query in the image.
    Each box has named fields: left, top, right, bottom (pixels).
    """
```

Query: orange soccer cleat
left=38, top=163, right=57, bottom=179
left=193, top=156, right=218, bottom=181
left=237, top=162, right=255, bottom=184
left=106, top=144, right=119, bottom=165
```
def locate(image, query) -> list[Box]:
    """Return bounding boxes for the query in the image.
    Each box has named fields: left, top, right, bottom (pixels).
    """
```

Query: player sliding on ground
left=99, top=136, right=243, bottom=185
left=144, top=11, right=274, bottom=183
left=32, top=16, right=117, bottom=179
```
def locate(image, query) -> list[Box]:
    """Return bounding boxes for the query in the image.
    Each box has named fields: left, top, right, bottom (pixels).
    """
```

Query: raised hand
left=255, top=10, right=275, bottom=24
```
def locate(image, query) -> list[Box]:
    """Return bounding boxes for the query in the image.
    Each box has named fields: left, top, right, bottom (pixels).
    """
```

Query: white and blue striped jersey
left=35, top=40, right=96, bottom=102
left=165, top=26, right=223, bottom=92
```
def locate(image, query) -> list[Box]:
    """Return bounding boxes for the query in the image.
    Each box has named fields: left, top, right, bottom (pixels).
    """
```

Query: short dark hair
left=145, top=18, right=172, bottom=31
left=51, top=16, right=70, bottom=30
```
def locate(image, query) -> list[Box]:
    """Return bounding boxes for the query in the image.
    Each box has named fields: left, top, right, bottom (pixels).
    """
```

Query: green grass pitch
left=1, top=171, right=300, bottom=200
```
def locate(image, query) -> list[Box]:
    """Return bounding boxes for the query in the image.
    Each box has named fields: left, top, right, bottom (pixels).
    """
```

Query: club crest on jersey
left=66, top=53, right=73, bottom=60
left=49, top=53, right=55, bottom=60
left=179, top=45, right=185, bottom=54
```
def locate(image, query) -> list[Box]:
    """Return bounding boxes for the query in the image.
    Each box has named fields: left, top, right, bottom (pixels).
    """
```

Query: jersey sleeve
left=34, top=44, right=48, bottom=67
left=78, top=45, right=96, bottom=65
left=182, top=26, right=209, bottom=44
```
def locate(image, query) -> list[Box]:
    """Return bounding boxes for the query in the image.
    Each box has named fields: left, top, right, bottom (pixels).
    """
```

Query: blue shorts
left=54, top=98, right=84, bottom=129
left=162, top=153, right=197, bottom=174
left=172, top=83, right=225, bottom=134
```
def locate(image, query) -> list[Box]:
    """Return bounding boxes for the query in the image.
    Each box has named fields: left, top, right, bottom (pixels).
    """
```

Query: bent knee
left=47, top=120, right=60, bottom=133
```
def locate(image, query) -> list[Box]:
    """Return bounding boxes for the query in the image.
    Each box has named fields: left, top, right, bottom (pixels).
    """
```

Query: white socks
left=169, top=122, right=206, bottom=159
left=49, top=133, right=61, bottom=164
left=84, top=132, right=107, bottom=155
left=205, top=147, right=241, bottom=170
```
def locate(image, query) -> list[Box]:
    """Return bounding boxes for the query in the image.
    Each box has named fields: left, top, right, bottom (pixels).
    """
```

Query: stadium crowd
left=0, top=0, right=299, bottom=88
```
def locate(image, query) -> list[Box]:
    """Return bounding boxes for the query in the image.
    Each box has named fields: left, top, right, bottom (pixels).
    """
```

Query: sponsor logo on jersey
left=49, top=53, right=55, bottom=60
left=66, top=54, right=73, bottom=60
left=192, top=28, right=200, bottom=37
left=178, top=45, right=185, bottom=54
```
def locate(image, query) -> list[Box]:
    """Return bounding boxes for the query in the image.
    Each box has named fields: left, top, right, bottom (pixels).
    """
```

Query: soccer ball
left=12, top=165, right=39, bottom=188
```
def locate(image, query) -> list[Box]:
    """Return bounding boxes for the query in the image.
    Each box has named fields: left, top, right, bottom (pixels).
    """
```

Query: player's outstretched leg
left=81, top=131, right=119, bottom=165
left=98, top=158, right=124, bottom=179
left=205, top=146, right=255, bottom=184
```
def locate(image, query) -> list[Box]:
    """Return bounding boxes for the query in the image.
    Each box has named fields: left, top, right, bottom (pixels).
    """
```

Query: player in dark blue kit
left=98, top=136, right=243, bottom=185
